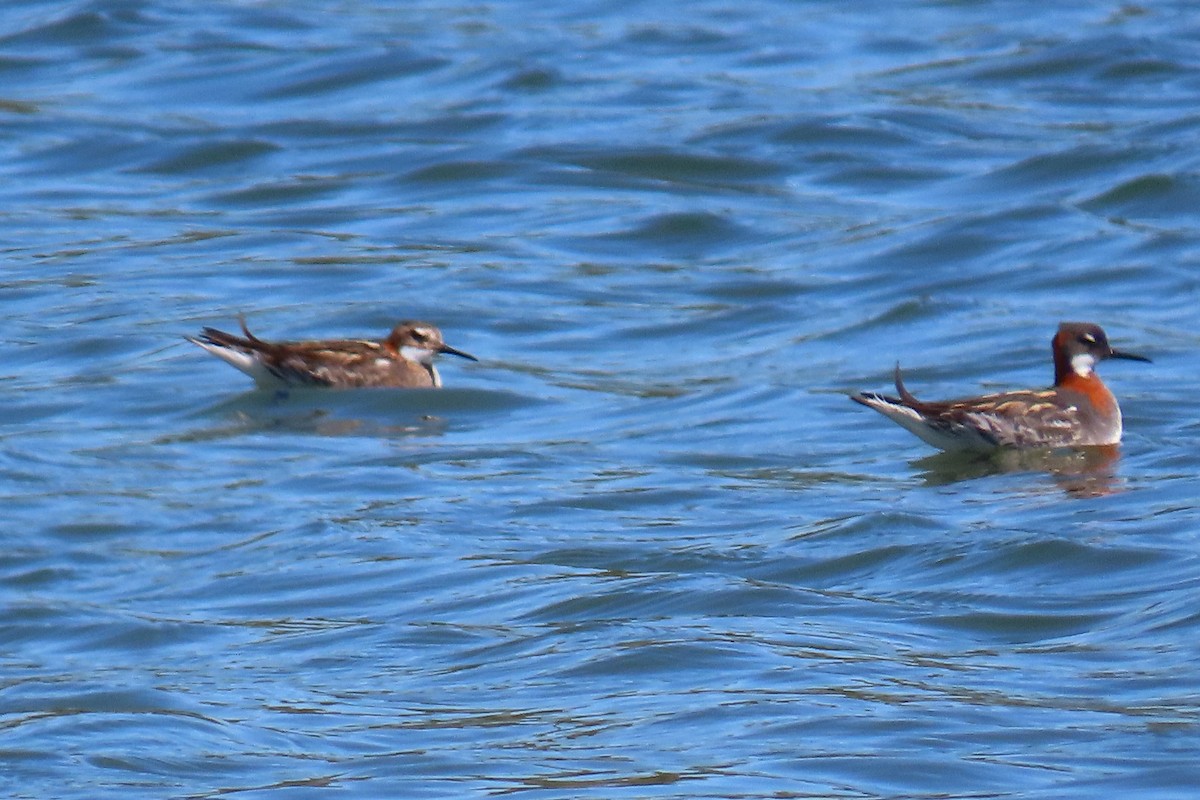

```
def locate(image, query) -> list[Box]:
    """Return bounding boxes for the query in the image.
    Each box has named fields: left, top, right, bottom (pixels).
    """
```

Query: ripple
left=1080, top=173, right=1200, bottom=222
left=575, top=211, right=764, bottom=257
left=258, top=50, right=449, bottom=100
left=4, top=0, right=1199, bottom=798
left=135, top=138, right=281, bottom=176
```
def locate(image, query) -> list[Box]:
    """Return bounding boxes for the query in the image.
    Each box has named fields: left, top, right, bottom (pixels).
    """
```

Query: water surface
left=3, top=1, right=1200, bottom=798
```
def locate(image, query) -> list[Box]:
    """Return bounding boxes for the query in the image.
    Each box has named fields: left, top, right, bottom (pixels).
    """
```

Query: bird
left=851, top=322, right=1149, bottom=451
left=186, top=317, right=477, bottom=389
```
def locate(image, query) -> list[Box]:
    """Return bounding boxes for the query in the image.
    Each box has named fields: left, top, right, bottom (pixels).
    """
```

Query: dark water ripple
left=2, top=0, right=1200, bottom=798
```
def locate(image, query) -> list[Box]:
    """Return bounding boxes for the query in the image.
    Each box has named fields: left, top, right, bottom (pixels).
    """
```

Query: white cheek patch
left=1071, top=353, right=1095, bottom=377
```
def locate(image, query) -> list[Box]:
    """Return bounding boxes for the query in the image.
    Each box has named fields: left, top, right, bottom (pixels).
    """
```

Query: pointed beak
left=1109, top=347, right=1150, bottom=364
left=439, top=343, right=478, bottom=362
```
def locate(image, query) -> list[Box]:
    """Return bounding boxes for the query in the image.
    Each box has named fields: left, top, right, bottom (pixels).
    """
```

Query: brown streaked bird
left=186, top=318, right=477, bottom=389
left=851, top=322, right=1149, bottom=451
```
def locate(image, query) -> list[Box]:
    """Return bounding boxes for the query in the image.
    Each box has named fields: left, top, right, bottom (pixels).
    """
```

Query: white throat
left=1071, top=352, right=1095, bottom=377
left=400, top=345, right=435, bottom=365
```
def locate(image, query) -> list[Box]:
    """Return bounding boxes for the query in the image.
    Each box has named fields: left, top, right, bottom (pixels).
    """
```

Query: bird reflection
left=912, top=444, right=1122, bottom=498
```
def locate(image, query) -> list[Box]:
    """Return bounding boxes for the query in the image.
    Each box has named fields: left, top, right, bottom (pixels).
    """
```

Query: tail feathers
left=893, top=362, right=921, bottom=406
left=192, top=326, right=254, bottom=351
left=238, top=314, right=264, bottom=344
left=853, top=369, right=983, bottom=452
left=851, top=390, right=903, bottom=408
left=852, top=387, right=953, bottom=449
left=183, top=315, right=264, bottom=352
left=851, top=364, right=927, bottom=430
left=186, top=320, right=276, bottom=385
left=851, top=362, right=919, bottom=410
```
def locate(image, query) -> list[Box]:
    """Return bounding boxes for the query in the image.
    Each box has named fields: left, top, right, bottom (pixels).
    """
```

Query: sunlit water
left=3, top=1, right=1200, bottom=798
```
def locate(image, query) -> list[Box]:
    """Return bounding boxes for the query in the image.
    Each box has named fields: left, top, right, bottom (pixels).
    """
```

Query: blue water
left=3, top=1, right=1200, bottom=797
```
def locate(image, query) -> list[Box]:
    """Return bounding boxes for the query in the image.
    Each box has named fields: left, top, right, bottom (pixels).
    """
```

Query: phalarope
left=187, top=318, right=476, bottom=389
left=852, top=322, right=1149, bottom=451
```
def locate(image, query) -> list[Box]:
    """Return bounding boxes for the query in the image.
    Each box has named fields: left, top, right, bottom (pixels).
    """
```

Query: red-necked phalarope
left=852, top=322, right=1149, bottom=451
left=187, top=318, right=476, bottom=389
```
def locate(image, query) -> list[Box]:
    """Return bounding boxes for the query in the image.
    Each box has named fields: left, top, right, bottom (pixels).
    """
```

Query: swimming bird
left=186, top=318, right=476, bottom=389
left=851, top=322, right=1149, bottom=451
